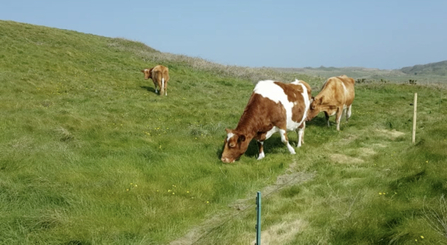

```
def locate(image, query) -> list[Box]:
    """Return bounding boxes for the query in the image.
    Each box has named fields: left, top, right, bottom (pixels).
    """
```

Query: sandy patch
left=253, top=219, right=308, bottom=245
left=358, top=147, right=377, bottom=157
left=376, top=129, right=405, bottom=140
left=338, top=134, right=358, bottom=145
left=372, top=143, right=388, bottom=148
left=330, top=153, right=364, bottom=164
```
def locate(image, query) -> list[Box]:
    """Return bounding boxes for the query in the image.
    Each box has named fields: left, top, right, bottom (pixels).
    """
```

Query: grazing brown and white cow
left=141, top=65, right=170, bottom=96
left=307, top=75, right=355, bottom=131
left=221, top=79, right=312, bottom=163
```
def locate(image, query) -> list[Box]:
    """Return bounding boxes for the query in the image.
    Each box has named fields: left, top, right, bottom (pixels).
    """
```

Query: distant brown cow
left=141, top=65, right=170, bottom=96
left=307, top=75, right=355, bottom=131
left=221, top=79, right=312, bottom=163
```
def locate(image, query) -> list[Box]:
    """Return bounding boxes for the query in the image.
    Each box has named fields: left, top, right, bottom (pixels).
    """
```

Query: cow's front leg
left=324, top=111, right=330, bottom=127
left=280, top=129, right=296, bottom=155
left=257, top=141, right=265, bottom=160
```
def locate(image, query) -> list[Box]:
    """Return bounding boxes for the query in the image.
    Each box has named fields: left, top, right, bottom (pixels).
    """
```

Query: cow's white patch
left=341, top=82, right=348, bottom=95
left=254, top=80, right=284, bottom=104
left=226, top=132, right=235, bottom=142
left=294, top=79, right=310, bottom=127
left=265, top=126, right=279, bottom=140
left=254, top=80, right=310, bottom=133
left=257, top=151, right=265, bottom=160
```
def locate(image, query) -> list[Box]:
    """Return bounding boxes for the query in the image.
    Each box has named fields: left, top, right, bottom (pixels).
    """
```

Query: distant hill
left=400, top=60, right=447, bottom=76
left=273, top=61, right=447, bottom=84
left=274, top=66, right=405, bottom=80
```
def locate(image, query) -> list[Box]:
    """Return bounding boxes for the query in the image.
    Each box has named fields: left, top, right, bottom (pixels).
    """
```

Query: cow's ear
left=225, top=128, right=233, bottom=134
left=238, top=135, right=246, bottom=143
left=318, top=96, right=324, bottom=104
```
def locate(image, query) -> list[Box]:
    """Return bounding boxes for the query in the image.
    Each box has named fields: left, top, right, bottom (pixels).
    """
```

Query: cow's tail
left=162, top=78, right=165, bottom=93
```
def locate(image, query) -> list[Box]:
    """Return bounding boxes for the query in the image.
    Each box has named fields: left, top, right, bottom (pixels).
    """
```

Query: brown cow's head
left=221, top=128, right=250, bottom=163
left=307, top=96, right=337, bottom=121
left=307, top=96, right=321, bottom=121
left=141, top=68, right=153, bottom=80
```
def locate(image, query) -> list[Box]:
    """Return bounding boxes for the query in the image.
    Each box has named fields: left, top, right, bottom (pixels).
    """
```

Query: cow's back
left=319, top=76, right=354, bottom=106
left=152, top=65, right=169, bottom=81
left=254, top=80, right=310, bottom=130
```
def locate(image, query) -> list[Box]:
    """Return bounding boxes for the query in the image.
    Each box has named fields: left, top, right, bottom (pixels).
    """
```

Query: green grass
left=1, top=20, right=447, bottom=244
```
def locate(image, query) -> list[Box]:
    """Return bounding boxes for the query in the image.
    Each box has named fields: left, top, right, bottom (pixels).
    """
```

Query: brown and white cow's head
left=141, top=68, right=153, bottom=80
left=307, top=96, right=337, bottom=121
left=221, top=128, right=250, bottom=163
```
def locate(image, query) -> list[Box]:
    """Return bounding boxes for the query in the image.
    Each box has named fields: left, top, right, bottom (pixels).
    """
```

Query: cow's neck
left=234, top=101, right=263, bottom=141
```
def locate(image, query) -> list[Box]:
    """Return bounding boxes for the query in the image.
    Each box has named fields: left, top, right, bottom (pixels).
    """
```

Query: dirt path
left=170, top=161, right=315, bottom=245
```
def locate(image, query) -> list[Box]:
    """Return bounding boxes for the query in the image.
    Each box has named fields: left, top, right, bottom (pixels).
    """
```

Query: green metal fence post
left=255, top=191, right=261, bottom=245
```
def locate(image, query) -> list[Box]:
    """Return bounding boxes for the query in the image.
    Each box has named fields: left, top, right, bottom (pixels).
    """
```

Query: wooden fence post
left=412, top=93, right=417, bottom=144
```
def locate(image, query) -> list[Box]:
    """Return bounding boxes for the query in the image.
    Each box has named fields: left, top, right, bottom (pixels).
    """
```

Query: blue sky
left=2, top=0, right=446, bottom=69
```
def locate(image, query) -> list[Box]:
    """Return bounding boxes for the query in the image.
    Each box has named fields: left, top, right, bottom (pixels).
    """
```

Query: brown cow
left=221, top=79, right=312, bottom=163
left=307, top=75, right=355, bottom=131
left=141, top=65, right=170, bottom=96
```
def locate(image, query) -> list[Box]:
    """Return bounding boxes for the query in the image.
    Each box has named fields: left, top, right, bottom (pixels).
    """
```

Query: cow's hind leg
left=279, top=129, right=296, bottom=154
left=296, top=122, right=305, bottom=147
left=159, top=79, right=164, bottom=96
left=164, top=78, right=168, bottom=96
left=346, top=104, right=352, bottom=122
left=153, top=81, right=159, bottom=94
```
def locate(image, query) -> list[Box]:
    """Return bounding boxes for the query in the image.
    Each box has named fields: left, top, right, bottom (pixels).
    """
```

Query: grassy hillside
left=1, top=20, right=447, bottom=244
left=0, top=20, right=319, bottom=244
left=401, top=60, right=447, bottom=76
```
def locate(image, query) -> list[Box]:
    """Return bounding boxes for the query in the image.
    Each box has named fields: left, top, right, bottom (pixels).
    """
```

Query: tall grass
left=1, top=20, right=447, bottom=244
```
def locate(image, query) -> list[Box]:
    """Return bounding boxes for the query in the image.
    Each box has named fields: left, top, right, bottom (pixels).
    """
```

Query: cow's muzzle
left=221, top=157, right=235, bottom=163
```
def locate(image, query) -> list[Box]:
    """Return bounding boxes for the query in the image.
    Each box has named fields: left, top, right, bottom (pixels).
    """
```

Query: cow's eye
left=229, top=143, right=235, bottom=148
